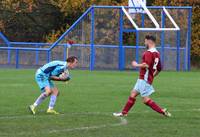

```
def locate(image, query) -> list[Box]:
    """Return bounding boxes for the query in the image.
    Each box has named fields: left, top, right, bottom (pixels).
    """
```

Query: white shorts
left=133, top=79, right=155, bottom=97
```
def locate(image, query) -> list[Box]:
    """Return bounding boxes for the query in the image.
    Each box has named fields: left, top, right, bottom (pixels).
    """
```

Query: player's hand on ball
left=59, top=70, right=71, bottom=82
left=131, top=61, right=138, bottom=68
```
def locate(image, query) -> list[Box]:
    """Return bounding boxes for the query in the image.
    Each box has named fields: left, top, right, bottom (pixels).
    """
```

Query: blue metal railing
left=0, top=42, right=69, bottom=68
left=0, top=41, right=187, bottom=70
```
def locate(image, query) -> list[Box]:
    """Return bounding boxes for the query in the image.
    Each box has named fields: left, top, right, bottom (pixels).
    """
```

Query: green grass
left=0, top=69, right=199, bottom=137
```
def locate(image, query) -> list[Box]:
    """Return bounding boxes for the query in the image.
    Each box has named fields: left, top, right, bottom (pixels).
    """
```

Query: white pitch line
left=0, top=116, right=127, bottom=136
left=1, top=109, right=200, bottom=136
left=49, top=117, right=127, bottom=134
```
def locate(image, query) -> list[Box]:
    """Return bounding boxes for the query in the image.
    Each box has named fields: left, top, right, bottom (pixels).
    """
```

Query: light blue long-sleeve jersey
left=39, top=61, right=67, bottom=77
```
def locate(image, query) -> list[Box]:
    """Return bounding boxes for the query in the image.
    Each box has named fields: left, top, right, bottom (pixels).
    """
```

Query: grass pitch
left=0, top=69, right=199, bottom=137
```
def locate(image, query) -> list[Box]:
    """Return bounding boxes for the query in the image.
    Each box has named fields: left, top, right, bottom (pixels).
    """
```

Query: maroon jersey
left=139, top=48, right=162, bottom=84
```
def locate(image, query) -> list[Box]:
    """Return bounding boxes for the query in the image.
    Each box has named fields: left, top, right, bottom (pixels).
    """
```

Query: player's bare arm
left=131, top=61, right=149, bottom=68
left=153, top=70, right=160, bottom=77
left=50, top=76, right=70, bottom=82
left=153, top=70, right=159, bottom=77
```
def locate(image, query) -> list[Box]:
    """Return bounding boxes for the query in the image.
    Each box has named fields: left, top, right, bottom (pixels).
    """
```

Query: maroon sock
left=122, top=96, right=136, bottom=115
left=145, top=99, right=164, bottom=115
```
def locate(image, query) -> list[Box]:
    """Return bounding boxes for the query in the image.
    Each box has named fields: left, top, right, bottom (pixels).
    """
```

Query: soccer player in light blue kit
left=29, top=56, right=78, bottom=115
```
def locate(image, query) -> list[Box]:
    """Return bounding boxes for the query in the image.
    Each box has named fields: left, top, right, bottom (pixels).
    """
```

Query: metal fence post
left=63, top=44, right=67, bottom=61
left=46, top=50, right=51, bottom=63
left=35, top=44, right=39, bottom=65
left=187, top=8, right=192, bottom=71
left=176, top=30, right=180, bottom=71
left=15, top=50, right=19, bottom=69
left=135, top=30, right=139, bottom=67
left=7, top=47, right=11, bottom=65
left=184, top=48, right=187, bottom=71
left=141, top=13, right=145, bottom=27
left=90, top=7, right=95, bottom=71
left=119, top=8, right=124, bottom=70
left=161, top=9, right=166, bottom=66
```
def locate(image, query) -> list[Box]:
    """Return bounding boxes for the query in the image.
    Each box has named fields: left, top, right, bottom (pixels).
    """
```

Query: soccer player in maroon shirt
left=113, top=35, right=171, bottom=117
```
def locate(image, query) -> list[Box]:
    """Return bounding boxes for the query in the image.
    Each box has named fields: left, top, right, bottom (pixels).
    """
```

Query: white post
left=122, top=6, right=139, bottom=29
left=135, top=0, right=160, bottom=28
left=163, top=7, right=180, bottom=30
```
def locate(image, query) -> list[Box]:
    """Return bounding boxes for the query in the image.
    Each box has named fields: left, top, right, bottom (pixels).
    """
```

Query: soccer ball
left=59, top=70, right=69, bottom=79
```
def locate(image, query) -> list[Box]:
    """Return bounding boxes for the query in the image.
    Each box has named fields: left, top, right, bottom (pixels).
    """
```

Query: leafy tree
left=0, top=0, right=64, bottom=42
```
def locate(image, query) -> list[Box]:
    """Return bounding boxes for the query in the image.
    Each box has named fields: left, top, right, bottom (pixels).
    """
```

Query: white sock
left=33, top=93, right=47, bottom=107
left=48, top=95, right=57, bottom=110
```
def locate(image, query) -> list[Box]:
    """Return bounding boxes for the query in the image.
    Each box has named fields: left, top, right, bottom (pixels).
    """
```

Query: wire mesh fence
left=0, top=6, right=191, bottom=71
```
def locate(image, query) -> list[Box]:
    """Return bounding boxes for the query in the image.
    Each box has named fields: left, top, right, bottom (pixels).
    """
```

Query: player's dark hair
left=66, top=56, right=78, bottom=63
left=145, top=35, right=156, bottom=42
